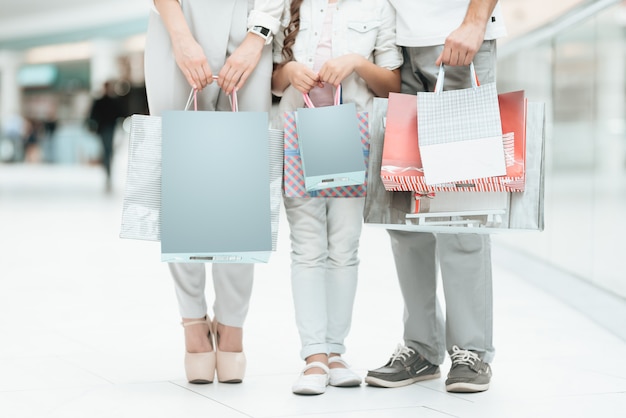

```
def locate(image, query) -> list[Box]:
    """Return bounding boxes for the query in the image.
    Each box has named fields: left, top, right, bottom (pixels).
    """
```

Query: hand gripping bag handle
left=302, top=84, right=342, bottom=108
left=433, top=62, right=480, bottom=93
left=185, top=75, right=238, bottom=112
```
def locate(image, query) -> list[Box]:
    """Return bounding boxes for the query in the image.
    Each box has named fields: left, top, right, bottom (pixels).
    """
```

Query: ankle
left=328, top=355, right=349, bottom=369
left=182, top=317, right=213, bottom=353
left=215, top=322, right=243, bottom=353
left=304, top=354, right=329, bottom=375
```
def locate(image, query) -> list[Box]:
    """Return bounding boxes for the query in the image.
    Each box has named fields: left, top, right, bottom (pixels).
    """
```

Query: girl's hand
left=318, top=54, right=362, bottom=86
left=285, top=61, right=323, bottom=94
left=172, top=35, right=214, bottom=90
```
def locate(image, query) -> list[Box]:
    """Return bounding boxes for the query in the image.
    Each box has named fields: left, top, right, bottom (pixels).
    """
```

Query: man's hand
left=436, top=0, right=497, bottom=66
left=436, top=22, right=485, bottom=67
left=218, top=33, right=265, bottom=94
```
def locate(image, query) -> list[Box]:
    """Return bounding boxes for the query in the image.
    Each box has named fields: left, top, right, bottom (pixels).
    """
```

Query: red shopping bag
left=380, top=90, right=526, bottom=192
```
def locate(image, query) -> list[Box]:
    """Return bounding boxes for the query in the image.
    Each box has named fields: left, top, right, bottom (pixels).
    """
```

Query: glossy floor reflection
left=1, top=158, right=625, bottom=418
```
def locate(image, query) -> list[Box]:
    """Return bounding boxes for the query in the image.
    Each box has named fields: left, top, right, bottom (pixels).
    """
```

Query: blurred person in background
left=41, top=110, right=58, bottom=163
left=23, top=118, right=41, bottom=163
left=1, top=111, right=28, bottom=162
left=87, top=80, right=127, bottom=192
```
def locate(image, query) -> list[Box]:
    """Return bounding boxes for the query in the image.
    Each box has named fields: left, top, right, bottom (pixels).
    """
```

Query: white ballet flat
left=292, top=361, right=330, bottom=395
left=328, top=357, right=362, bottom=387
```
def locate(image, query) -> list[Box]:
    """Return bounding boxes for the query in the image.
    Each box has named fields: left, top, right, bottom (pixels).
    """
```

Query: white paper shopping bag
left=417, top=63, right=507, bottom=185
left=120, top=114, right=162, bottom=241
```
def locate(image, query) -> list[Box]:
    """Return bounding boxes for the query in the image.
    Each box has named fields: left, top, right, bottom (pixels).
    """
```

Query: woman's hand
left=172, top=35, right=214, bottom=90
left=218, top=33, right=265, bottom=94
left=154, top=0, right=213, bottom=90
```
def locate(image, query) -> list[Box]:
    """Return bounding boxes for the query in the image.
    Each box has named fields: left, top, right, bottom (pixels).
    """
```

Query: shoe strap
left=181, top=316, right=211, bottom=328
left=328, top=357, right=350, bottom=368
left=302, top=361, right=330, bottom=374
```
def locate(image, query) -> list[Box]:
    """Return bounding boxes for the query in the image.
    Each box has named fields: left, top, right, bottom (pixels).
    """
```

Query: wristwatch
left=248, top=25, right=272, bottom=45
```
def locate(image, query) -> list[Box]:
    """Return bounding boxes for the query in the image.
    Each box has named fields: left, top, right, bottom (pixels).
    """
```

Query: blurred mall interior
left=1, top=1, right=625, bottom=417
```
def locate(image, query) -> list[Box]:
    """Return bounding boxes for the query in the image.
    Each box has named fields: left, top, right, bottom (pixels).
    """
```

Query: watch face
left=254, top=26, right=270, bottom=37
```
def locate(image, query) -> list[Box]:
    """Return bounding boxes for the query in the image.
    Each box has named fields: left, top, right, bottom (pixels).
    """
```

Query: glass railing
left=494, top=0, right=626, bottom=298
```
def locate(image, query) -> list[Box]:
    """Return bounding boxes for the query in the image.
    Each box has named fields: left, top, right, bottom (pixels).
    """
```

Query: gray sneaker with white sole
left=445, top=345, right=492, bottom=393
left=365, top=344, right=441, bottom=388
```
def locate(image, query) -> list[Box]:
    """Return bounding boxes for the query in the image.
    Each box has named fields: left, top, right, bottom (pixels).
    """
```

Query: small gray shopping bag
left=295, top=87, right=365, bottom=192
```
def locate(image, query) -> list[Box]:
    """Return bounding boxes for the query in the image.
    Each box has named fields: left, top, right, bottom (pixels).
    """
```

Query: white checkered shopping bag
left=417, top=63, right=506, bottom=185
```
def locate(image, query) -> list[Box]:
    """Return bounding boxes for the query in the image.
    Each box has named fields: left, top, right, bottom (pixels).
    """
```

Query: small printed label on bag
left=321, top=177, right=349, bottom=183
left=190, top=255, right=242, bottom=261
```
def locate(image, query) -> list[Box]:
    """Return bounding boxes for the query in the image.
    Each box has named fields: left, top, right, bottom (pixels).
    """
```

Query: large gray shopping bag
left=417, top=63, right=507, bottom=185
left=120, top=90, right=283, bottom=261
left=295, top=87, right=365, bottom=192
left=160, top=109, right=272, bottom=263
left=364, top=97, right=545, bottom=234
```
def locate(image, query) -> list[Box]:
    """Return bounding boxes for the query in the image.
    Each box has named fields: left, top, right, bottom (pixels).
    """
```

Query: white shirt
left=248, top=0, right=284, bottom=34
left=389, top=0, right=507, bottom=47
left=273, top=0, right=403, bottom=115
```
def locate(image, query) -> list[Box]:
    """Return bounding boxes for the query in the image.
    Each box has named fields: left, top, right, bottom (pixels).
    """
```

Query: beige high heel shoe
left=182, top=316, right=216, bottom=384
left=213, top=319, right=246, bottom=383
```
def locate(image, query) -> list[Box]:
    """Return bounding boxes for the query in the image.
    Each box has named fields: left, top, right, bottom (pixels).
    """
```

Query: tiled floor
left=1, top=157, right=626, bottom=418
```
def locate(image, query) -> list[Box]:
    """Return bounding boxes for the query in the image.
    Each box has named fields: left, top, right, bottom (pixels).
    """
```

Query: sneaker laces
left=449, top=345, right=479, bottom=367
left=389, top=344, right=416, bottom=364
